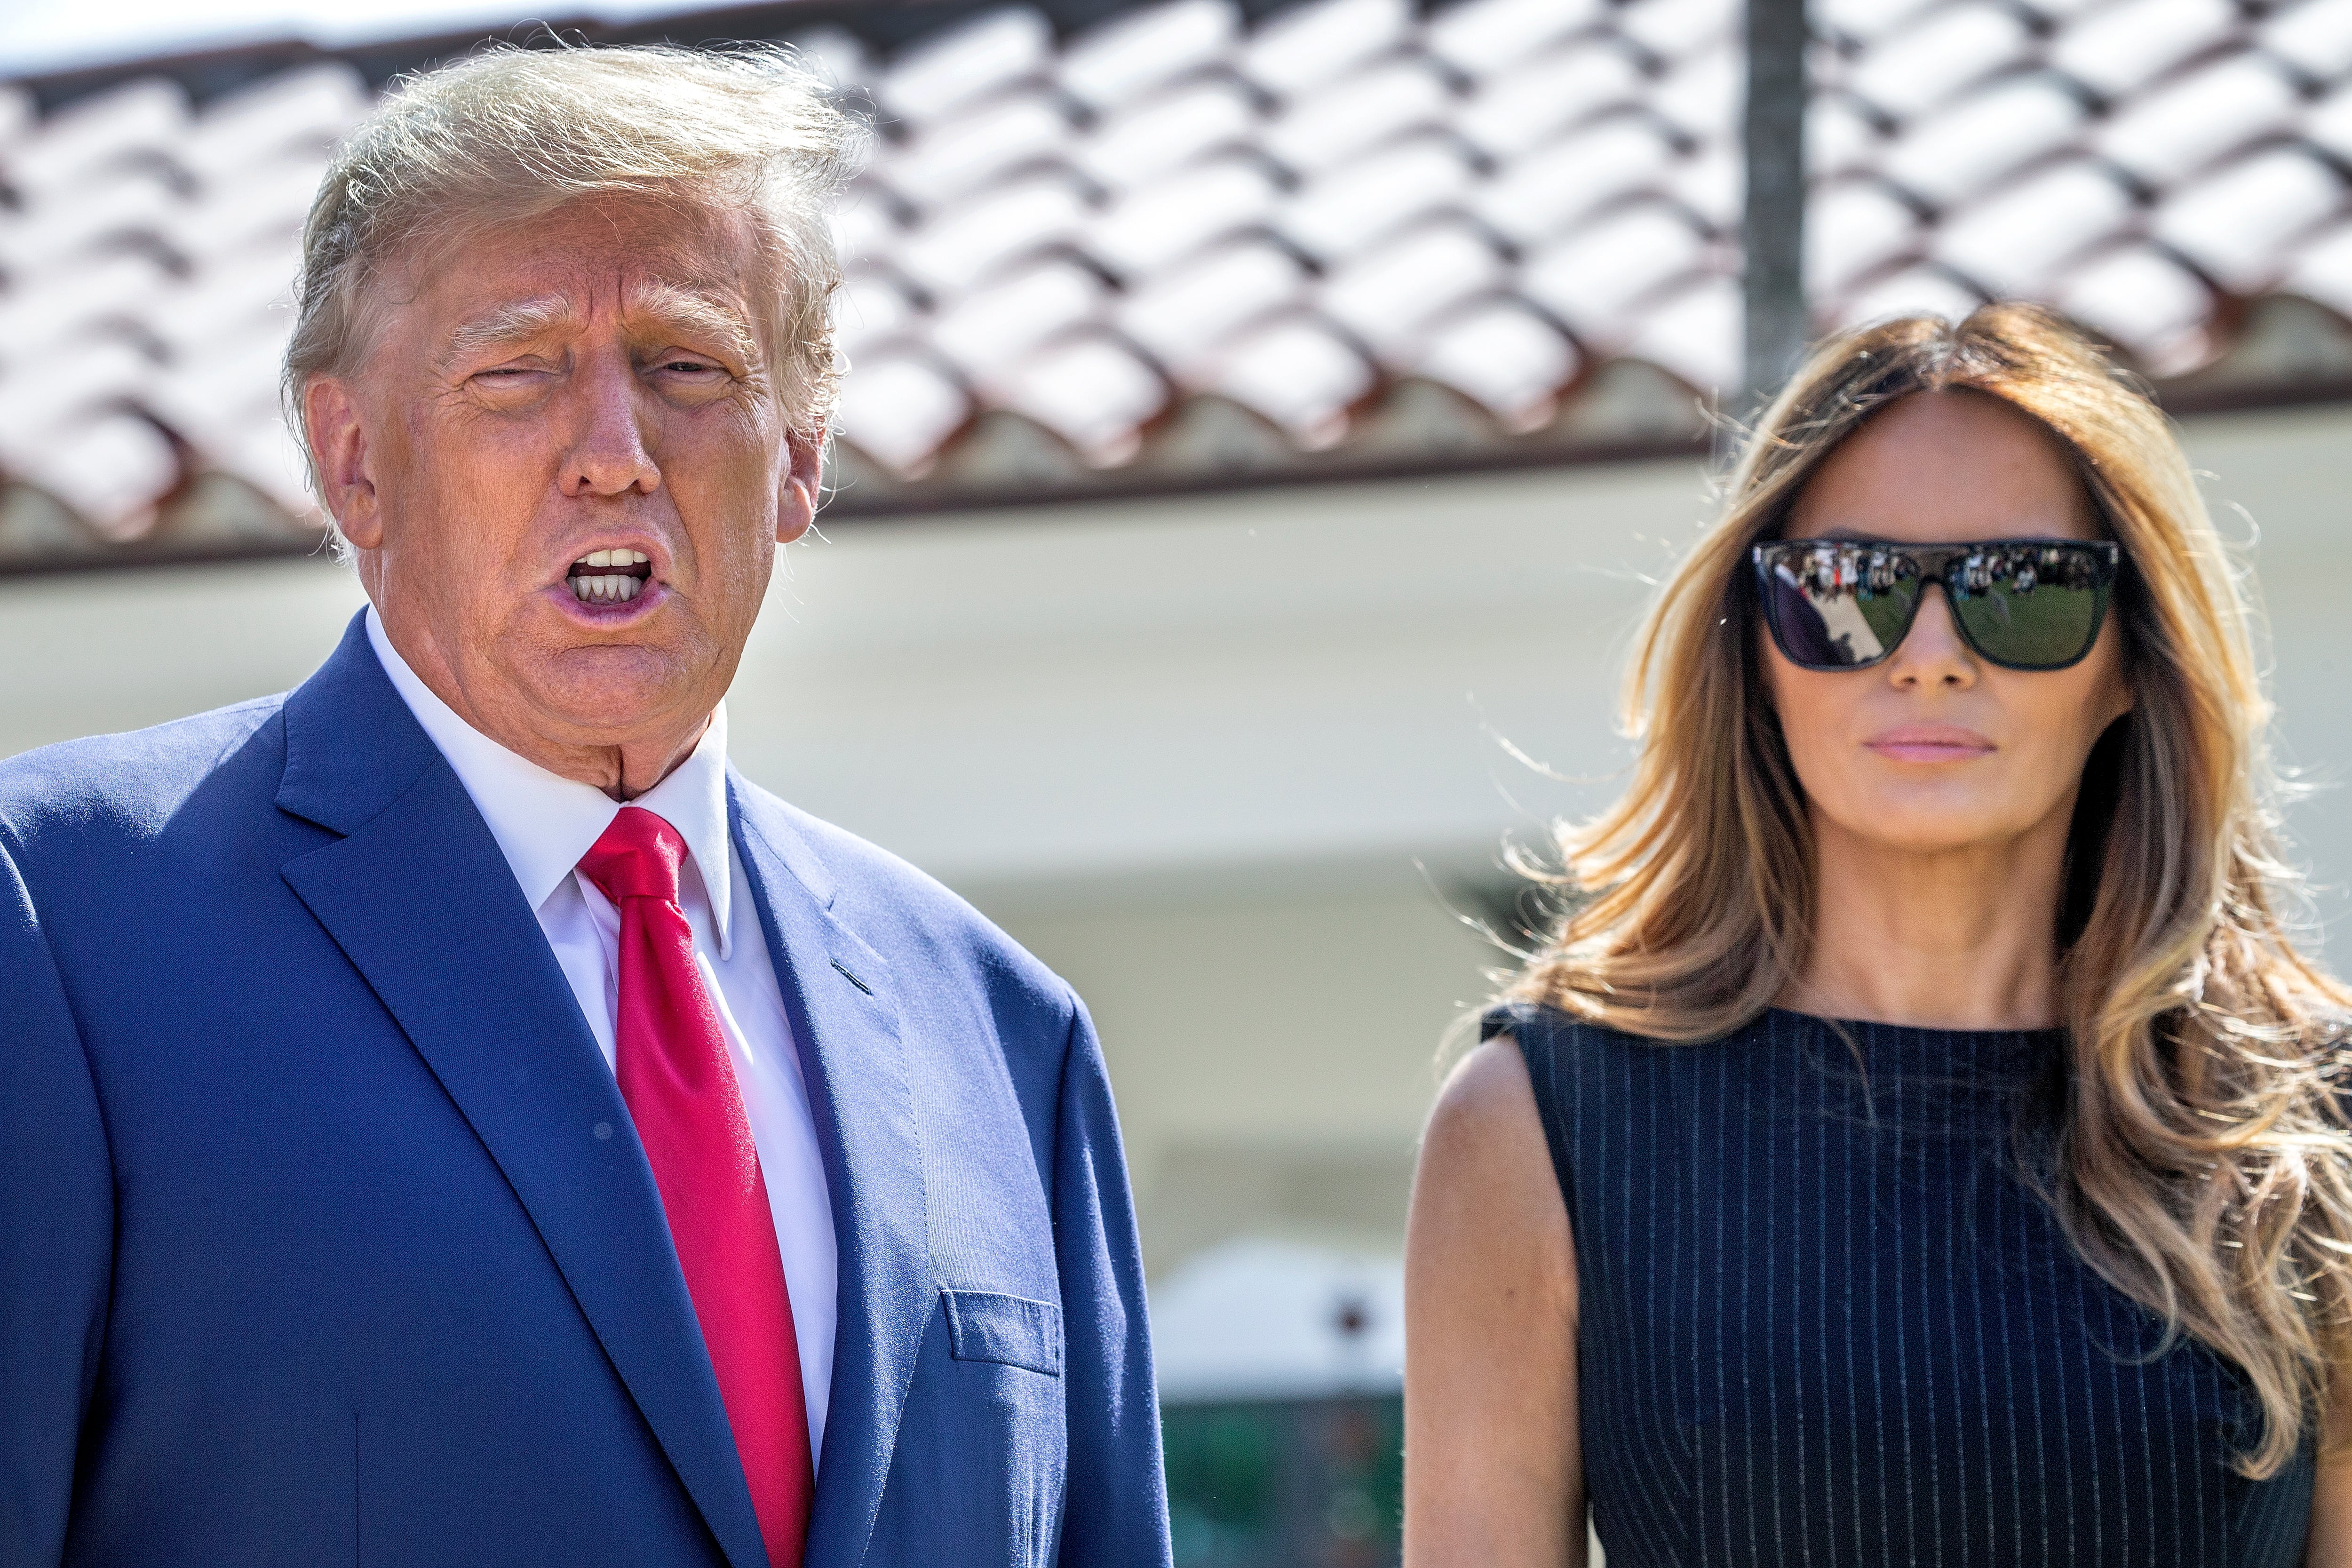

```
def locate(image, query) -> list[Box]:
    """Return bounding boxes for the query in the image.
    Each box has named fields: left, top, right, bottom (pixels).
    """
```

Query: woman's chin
left=1823, top=797, right=2046, bottom=859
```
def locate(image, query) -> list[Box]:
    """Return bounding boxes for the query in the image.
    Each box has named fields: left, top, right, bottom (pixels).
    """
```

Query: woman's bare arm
left=2308, top=1388, right=2352, bottom=1566
left=1403, top=1037, right=1584, bottom=1567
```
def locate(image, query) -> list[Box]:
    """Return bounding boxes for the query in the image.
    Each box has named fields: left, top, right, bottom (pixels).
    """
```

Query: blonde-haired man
left=0, top=46, right=1170, bottom=1568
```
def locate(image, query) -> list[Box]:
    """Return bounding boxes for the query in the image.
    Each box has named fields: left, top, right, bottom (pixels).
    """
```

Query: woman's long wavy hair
left=1504, top=303, right=2352, bottom=1475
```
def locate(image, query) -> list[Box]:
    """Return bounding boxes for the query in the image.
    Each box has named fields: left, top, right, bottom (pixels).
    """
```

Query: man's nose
left=1888, top=582, right=1978, bottom=688
left=560, top=353, right=661, bottom=498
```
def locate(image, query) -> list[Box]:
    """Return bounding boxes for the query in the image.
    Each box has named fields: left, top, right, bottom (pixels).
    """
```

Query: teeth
left=629, top=550, right=648, bottom=565
left=568, top=575, right=643, bottom=605
left=586, top=549, right=612, bottom=568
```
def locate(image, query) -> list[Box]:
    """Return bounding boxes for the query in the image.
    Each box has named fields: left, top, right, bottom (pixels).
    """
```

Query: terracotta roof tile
left=2303, top=77, right=2352, bottom=159
left=1819, top=0, right=1943, bottom=44
left=1207, top=314, right=1378, bottom=444
left=1263, top=54, right=1454, bottom=175
left=1880, top=74, right=2085, bottom=207
left=1807, top=175, right=1922, bottom=294
left=2050, top=0, right=2241, bottom=96
left=1279, top=133, right=1479, bottom=259
left=1618, top=0, right=1736, bottom=62
left=2056, top=242, right=2216, bottom=368
left=832, top=350, right=971, bottom=476
left=1416, top=297, right=1582, bottom=426
left=1470, top=113, right=1680, bottom=245
left=1847, top=3, right=2037, bottom=118
left=1001, top=331, right=1169, bottom=461
left=1116, top=238, right=1306, bottom=369
left=1090, top=153, right=1281, bottom=275
left=1240, top=0, right=1414, bottom=95
left=932, top=258, right=1106, bottom=379
left=2263, top=0, right=2352, bottom=81
left=875, top=7, right=1054, bottom=126
left=2096, top=53, right=2299, bottom=181
left=1627, top=271, right=1742, bottom=390
left=1836, top=261, right=1991, bottom=326
left=875, top=92, right=1075, bottom=208
left=2153, top=144, right=2344, bottom=287
left=1935, top=157, right=2137, bottom=293
left=2287, top=217, right=2352, bottom=313
left=1060, top=0, right=1238, bottom=109
left=1522, top=200, right=1716, bottom=338
left=1458, top=42, right=1646, bottom=159
left=1076, top=77, right=1257, bottom=190
left=1424, top=0, right=1605, bottom=74
left=1321, top=219, right=1510, bottom=358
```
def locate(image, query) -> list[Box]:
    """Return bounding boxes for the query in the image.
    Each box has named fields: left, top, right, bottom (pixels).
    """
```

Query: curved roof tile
left=1, top=0, right=2350, bottom=563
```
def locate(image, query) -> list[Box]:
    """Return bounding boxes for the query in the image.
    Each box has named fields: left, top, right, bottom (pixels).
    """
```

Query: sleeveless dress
left=1484, top=1003, right=2315, bottom=1567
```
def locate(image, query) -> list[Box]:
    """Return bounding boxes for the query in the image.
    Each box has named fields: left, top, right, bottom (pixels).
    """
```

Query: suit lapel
left=275, top=614, right=771, bottom=1568
left=730, top=783, right=933, bottom=1568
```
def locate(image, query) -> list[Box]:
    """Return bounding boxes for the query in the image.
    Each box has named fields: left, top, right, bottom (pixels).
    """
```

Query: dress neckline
left=1761, top=1006, right=2066, bottom=1043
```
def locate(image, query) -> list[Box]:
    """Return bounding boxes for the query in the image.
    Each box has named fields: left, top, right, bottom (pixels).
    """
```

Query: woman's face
left=1762, top=390, right=2134, bottom=858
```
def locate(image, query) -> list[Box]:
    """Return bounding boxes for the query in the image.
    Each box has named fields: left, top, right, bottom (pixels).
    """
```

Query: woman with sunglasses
left=1404, top=307, right=2352, bottom=1566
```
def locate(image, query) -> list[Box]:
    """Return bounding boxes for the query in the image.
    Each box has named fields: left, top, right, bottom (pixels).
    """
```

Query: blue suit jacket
left=0, top=613, right=1172, bottom=1568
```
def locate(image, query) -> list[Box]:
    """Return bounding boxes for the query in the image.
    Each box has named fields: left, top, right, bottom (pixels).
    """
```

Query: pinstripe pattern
left=1487, top=1003, right=2315, bottom=1567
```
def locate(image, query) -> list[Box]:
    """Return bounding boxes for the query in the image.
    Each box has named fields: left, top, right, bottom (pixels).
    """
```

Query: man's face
left=309, top=195, right=819, bottom=779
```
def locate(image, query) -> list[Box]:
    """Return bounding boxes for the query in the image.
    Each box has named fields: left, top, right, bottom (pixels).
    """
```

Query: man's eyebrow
left=628, top=281, right=763, bottom=366
left=438, top=295, right=580, bottom=370
left=435, top=285, right=763, bottom=372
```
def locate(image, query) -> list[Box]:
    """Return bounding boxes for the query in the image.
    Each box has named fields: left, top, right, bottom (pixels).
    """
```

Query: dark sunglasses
left=1752, top=538, right=2121, bottom=672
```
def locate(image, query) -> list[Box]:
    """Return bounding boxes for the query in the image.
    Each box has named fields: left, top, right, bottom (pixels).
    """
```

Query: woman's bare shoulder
left=1427, top=1037, right=1542, bottom=1149
left=1416, top=1036, right=1568, bottom=1253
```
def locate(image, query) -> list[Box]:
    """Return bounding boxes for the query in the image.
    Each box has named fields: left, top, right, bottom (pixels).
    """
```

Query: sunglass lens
left=1765, top=546, right=1919, bottom=668
left=1948, top=547, right=2107, bottom=669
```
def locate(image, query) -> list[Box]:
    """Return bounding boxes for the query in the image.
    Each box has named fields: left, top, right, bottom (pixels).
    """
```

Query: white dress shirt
left=366, top=609, right=837, bottom=1463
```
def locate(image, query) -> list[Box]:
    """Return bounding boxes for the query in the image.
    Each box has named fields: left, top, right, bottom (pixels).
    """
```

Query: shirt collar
left=364, top=607, right=737, bottom=957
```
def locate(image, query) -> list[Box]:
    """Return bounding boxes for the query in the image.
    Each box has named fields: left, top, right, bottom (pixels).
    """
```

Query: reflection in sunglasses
left=1773, top=561, right=1884, bottom=665
left=1755, top=539, right=2119, bottom=672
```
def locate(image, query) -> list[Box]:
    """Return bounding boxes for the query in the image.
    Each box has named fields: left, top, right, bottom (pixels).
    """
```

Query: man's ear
left=777, top=422, right=825, bottom=546
left=304, top=376, right=382, bottom=550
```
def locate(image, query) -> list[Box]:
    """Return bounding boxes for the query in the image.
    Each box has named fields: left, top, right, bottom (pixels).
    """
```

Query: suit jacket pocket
left=942, top=1289, right=1063, bottom=1377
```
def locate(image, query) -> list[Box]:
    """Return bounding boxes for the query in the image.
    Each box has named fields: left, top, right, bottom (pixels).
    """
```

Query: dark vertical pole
left=1741, top=0, right=1810, bottom=410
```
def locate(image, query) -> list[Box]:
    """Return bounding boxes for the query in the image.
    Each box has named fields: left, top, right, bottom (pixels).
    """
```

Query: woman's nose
left=1888, top=582, right=1978, bottom=687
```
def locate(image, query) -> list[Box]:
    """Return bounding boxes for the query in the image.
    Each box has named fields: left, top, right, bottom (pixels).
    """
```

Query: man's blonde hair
left=283, top=40, right=862, bottom=496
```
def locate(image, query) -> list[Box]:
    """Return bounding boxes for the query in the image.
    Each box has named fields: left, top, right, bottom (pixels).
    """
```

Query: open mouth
left=567, top=549, right=653, bottom=605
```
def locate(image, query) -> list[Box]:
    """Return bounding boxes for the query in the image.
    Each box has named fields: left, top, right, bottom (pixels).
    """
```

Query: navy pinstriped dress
left=1484, top=1003, right=2316, bottom=1567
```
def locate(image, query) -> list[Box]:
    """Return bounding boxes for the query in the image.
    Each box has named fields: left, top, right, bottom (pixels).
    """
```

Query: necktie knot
left=577, top=806, right=688, bottom=907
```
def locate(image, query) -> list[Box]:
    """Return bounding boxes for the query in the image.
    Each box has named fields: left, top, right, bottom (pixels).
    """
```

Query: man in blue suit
left=0, top=42, right=1170, bottom=1568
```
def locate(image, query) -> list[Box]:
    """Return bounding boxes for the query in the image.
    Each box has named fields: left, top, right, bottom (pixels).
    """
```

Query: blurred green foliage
left=1161, top=1394, right=1402, bottom=1568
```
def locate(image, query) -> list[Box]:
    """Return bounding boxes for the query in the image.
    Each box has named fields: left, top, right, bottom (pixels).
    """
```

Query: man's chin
left=517, top=643, right=707, bottom=737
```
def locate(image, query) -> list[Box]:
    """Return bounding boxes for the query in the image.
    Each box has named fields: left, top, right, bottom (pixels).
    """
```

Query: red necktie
left=578, top=807, right=812, bottom=1568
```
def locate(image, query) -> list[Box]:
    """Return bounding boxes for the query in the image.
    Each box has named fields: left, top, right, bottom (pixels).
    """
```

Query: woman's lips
left=1864, top=724, right=1995, bottom=763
